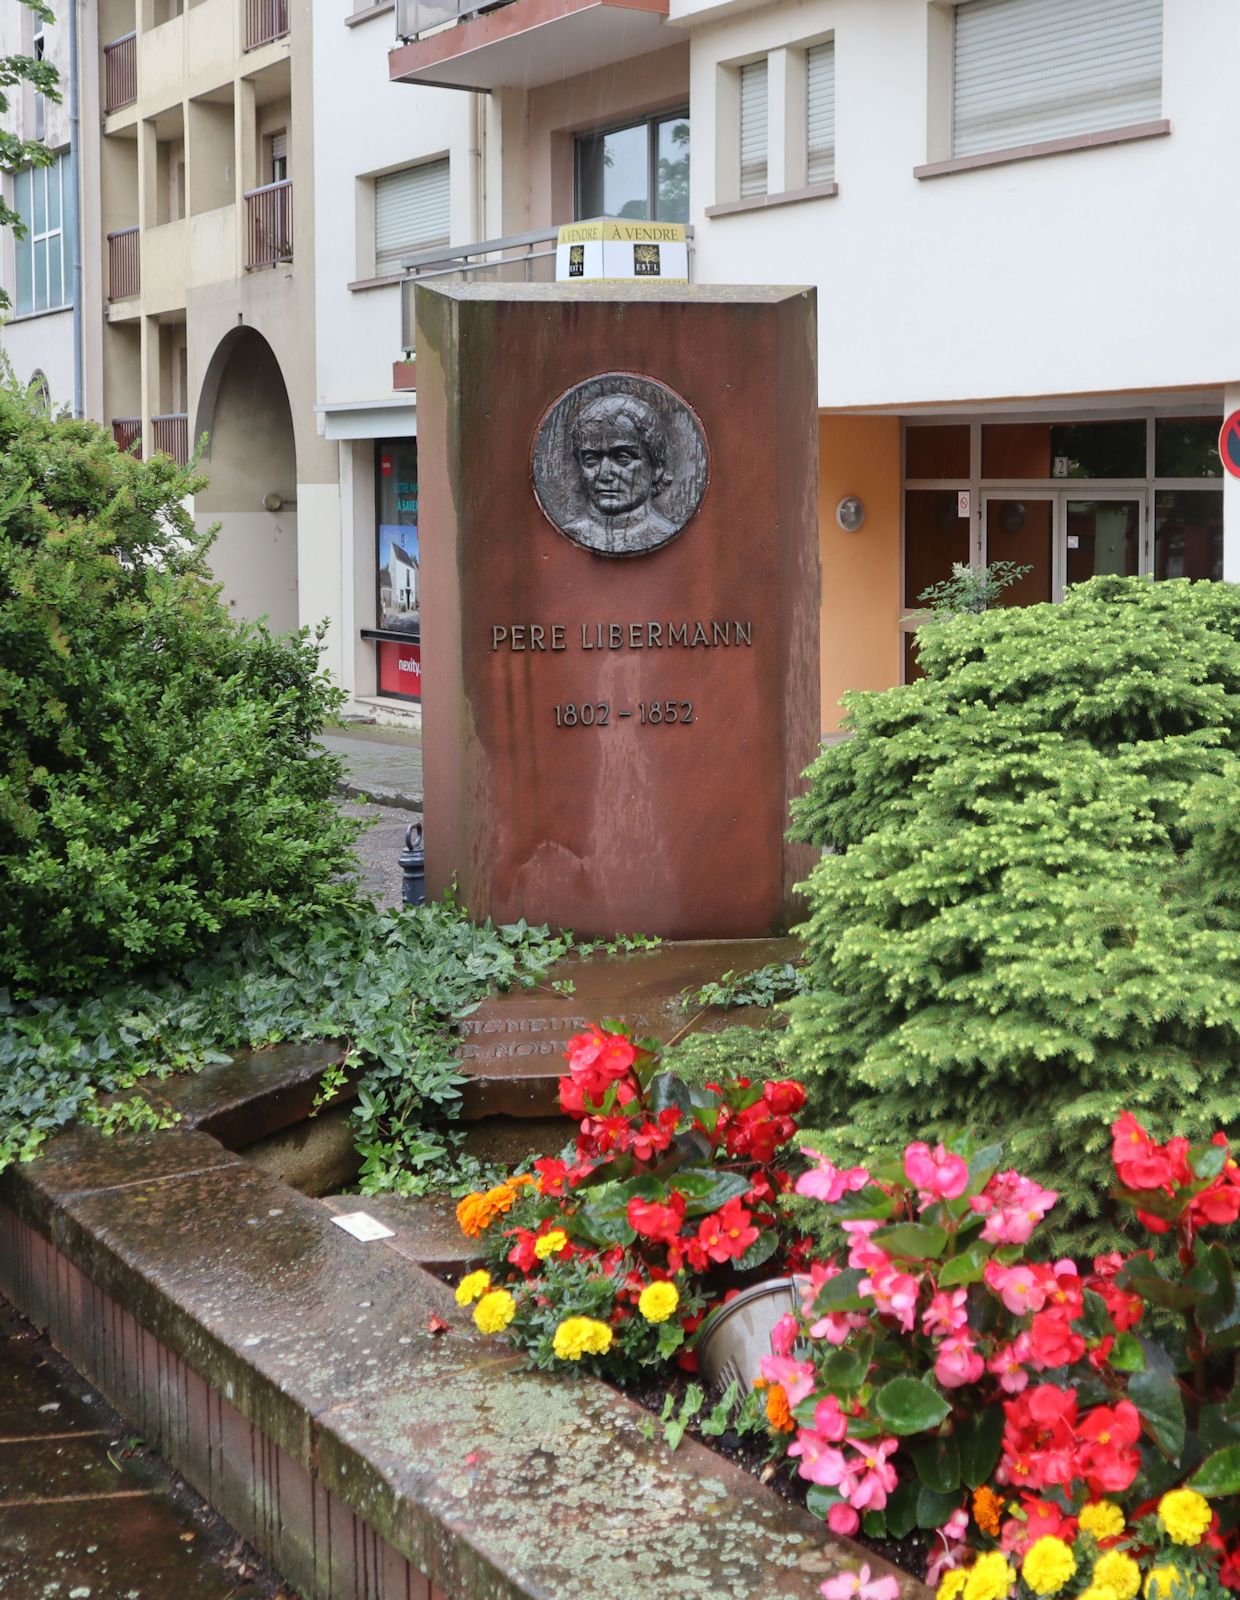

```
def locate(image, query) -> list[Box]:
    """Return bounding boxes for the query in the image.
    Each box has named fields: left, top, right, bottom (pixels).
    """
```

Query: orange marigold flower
left=765, top=1382, right=795, bottom=1434
left=455, top=1191, right=496, bottom=1238
left=973, top=1486, right=1004, bottom=1538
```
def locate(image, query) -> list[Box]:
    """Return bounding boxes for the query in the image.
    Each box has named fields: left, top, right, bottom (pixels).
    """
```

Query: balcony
left=107, top=226, right=141, bottom=300
left=151, top=413, right=189, bottom=464
left=112, top=418, right=141, bottom=454
left=243, top=180, right=293, bottom=269
left=390, top=0, right=673, bottom=93
left=244, top=0, right=289, bottom=50
left=103, top=32, right=137, bottom=113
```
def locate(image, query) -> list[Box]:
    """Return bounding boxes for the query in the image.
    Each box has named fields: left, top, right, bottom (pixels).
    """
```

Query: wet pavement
left=0, top=1294, right=301, bottom=1600
left=338, top=799, right=423, bottom=908
left=320, top=722, right=423, bottom=811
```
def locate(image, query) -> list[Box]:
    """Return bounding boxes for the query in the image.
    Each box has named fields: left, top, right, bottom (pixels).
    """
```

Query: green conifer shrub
left=786, top=576, right=1240, bottom=1249
left=0, top=376, right=358, bottom=993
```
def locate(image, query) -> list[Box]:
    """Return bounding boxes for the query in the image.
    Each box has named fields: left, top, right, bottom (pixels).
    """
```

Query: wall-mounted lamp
left=835, top=495, right=865, bottom=532
left=263, top=492, right=283, bottom=512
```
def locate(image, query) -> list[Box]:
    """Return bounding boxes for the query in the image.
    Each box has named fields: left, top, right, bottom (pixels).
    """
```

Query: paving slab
left=321, top=726, right=424, bottom=811
left=0, top=1327, right=104, bottom=1440
left=456, top=936, right=799, bottom=1118
left=149, top=1041, right=352, bottom=1150
left=321, top=1194, right=476, bottom=1277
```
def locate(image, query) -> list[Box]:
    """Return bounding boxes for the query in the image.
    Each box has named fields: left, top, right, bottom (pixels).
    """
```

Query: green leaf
left=812, top=1267, right=868, bottom=1315
left=873, top=1378, right=951, bottom=1436
left=1109, top=1332, right=1147, bottom=1373
left=648, top=1071, right=694, bottom=1117
left=1187, top=1444, right=1240, bottom=1498
left=807, top=1485, right=842, bottom=1522
left=862, top=1511, right=888, bottom=1540
left=1129, top=1342, right=1187, bottom=1460
left=958, top=1406, right=1004, bottom=1488
left=673, top=1168, right=752, bottom=1217
left=917, top=1482, right=963, bottom=1531
left=816, top=1335, right=874, bottom=1392
left=883, top=1474, right=920, bottom=1540
left=1119, top=1259, right=1207, bottom=1313
left=734, top=1229, right=780, bottom=1273
left=871, top=1222, right=949, bottom=1260
left=1079, top=1288, right=1116, bottom=1343
left=911, top=1431, right=961, bottom=1494
left=939, top=1245, right=990, bottom=1288
left=1192, top=1141, right=1228, bottom=1182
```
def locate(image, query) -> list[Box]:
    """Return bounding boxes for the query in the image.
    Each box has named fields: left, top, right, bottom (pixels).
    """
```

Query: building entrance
left=981, top=491, right=1146, bottom=605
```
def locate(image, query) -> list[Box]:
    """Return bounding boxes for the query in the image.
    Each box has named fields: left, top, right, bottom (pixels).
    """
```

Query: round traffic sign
left=1219, top=411, right=1240, bottom=478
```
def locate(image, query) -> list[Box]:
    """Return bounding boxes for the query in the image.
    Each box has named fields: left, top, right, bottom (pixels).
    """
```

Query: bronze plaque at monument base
left=416, top=282, right=821, bottom=939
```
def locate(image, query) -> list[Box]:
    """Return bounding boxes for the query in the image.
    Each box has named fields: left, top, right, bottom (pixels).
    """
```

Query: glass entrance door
left=982, top=491, right=1146, bottom=603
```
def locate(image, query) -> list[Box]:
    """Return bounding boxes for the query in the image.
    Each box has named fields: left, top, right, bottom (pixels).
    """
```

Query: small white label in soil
left=331, top=1212, right=395, bottom=1242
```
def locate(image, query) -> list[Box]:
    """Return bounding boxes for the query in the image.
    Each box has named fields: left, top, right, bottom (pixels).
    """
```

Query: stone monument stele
left=416, top=282, right=821, bottom=940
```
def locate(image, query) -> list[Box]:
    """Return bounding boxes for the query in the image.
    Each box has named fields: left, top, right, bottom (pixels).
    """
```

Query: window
left=12, top=154, right=73, bottom=316
left=269, top=130, right=288, bottom=183
left=952, top=0, right=1162, bottom=160
left=575, top=113, right=690, bottom=223
left=805, top=41, right=835, bottom=185
left=739, top=61, right=768, bottom=197
left=375, top=158, right=449, bottom=273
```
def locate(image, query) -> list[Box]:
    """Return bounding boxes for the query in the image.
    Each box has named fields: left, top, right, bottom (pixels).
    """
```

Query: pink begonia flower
left=841, top=1220, right=890, bottom=1273
left=799, top=1264, right=869, bottom=1344
left=846, top=1438, right=899, bottom=1512
left=812, top=1394, right=849, bottom=1442
left=973, top=1170, right=1058, bottom=1245
left=821, top=1565, right=900, bottom=1600
left=986, top=1333, right=1032, bottom=1394
left=921, top=1287, right=968, bottom=1338
left=827, top=1503, right=860, bottom=1537
left=796, top=1150, right=871, bottom=1204
left=925, top=1510, right=969, bottom=1588
left=787, top=1429, right=849, bottom=1486
left=984, top=1260, right=1048, bottom=1316
left=770, top=1312, right=799, bottom=1358
left=759, top=1354, right=815, bottom=1406
left=861, top=1263, right=920, bottom=1332
left=934, top=1332, right=984, bottom=1389
left=904, top=1141, right=970, bottom=1202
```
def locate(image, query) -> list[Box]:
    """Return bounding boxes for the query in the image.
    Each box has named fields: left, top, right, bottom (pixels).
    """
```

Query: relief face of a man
left=565, top=395, right=677, bottom=554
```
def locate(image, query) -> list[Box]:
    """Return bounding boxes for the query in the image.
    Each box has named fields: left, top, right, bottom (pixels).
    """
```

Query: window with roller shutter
left=374, top=158, right=450, bottom=275
left=805, top=41, right=835, bottom=185
left=952, top=0, right=1162, bottom=160
left=739, top=60, right=768, bottom=198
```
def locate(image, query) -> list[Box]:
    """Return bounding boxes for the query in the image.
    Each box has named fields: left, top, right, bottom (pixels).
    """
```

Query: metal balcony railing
left=107, top=226, right=140, bottom=300
left=395, top=0, right=511, bottom=42
left=151, top=414, right=189, bottom=464
left=103, top=32, right=137, bottom=113
left=244, top=180, right=293, bottom=269
left=244, top=0, right=289, bottom=50
left=112, top=418, right=142, bottom=454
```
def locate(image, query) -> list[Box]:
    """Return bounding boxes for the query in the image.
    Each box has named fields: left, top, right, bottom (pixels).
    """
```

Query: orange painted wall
left=818, top=414, right=902, bottom=734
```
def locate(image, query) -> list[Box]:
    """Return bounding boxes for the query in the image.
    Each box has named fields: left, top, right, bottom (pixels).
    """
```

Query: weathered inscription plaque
left=415, top=283, right=820, bottom=939
left=531, top=374, right=708, bottom=557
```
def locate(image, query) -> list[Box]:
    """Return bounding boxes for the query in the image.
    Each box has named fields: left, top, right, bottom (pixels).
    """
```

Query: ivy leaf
left=873, top=1378, right=951, bottom=1436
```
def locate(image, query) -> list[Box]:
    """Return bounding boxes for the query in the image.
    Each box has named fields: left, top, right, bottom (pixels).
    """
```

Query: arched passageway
left=194, top=327, right=298, bottom=633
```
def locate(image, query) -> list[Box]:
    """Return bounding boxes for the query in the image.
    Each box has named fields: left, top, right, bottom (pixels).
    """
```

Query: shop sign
left=377, top=639, right=421, bottom=701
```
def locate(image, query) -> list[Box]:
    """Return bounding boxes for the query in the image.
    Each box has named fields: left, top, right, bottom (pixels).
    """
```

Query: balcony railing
left=244, top=180, right=293, bottom=269
left=103, top=32, right=137, bottom=113
left=395, top=0, right=506, bottom=42
left=112, top=418, right=142, bottom=454
left=244, top=0, right=289, bottom=49
left=151, top=414, right=189, bottom=464
left=398, top=223, right=693, bottom=353
left=107, top=226, right=141, bottom=300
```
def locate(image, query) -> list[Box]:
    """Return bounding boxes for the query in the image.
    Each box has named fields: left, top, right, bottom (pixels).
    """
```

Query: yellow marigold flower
left=637, top=1281, right=680, bottom=1324
left=1080, top=1503, right=1126, bottom=1542
left=551, top=1316, right=614, bottom=1361
left=963, top=1551, right=1016, bottom=1600
left=1021, top=1537, right=1077, bottom=1597
left=1094, top=1553, right=1141, bottom=1600
left=1079, top=1586, right=1119, bottom=1600
left=534, top=1229, right=568, bottom=1261
left=454, top=1269, right=491, bottom=1306
left=1144, top=1566, right=1192, bottom=1600
left=1157, top=1490, right=1213, bottom=1547
left=937, top=1572, right=969, bottom=1600
left=472, top=1288, right=517, bottom=1335
left=972, top=1486, right=1003, bottom=1538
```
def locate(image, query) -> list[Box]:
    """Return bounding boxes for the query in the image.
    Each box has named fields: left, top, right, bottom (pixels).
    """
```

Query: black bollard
left=399, top=821, right=426, bottom=907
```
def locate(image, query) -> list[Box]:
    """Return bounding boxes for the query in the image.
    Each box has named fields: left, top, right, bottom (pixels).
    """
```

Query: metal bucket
left=695, top=1277, right=799, bottom=1396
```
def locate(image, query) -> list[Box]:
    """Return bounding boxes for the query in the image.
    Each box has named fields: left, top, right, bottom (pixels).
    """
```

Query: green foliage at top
left=0, top=375, right=359, bottom=992
left=0, top=900, right=572, bottom=1177
left=691, top=960, right=807, bottom=1010
left=786, top=577, right=1240, bottom=1251
left=916, top=560, right=1031, bottom=617
left=660, top=1024, right=790, bottom=1091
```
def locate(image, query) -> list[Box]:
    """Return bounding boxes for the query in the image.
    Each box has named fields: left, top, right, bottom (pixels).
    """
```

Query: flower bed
left=448, top=1024, right=1240, bottom=1600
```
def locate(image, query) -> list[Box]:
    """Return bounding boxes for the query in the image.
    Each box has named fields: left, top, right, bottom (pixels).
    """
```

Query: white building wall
left=680, top=0, right=1240, bottom=409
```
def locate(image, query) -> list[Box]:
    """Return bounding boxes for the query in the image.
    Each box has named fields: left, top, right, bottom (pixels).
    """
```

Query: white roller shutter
left=805, top=41, right=835, bottom=184
left=375, top=158, right=450, bottom=273
left=739, top=59, right=768, bottom=198
left=952, top=0, right=1162, bottom=159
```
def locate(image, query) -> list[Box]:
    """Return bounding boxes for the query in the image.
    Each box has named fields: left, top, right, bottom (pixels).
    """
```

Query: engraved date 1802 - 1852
left=553, top=701, right=694, bottom=727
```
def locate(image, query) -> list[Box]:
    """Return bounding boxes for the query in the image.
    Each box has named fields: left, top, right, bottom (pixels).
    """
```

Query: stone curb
left=335, top=777, right=424, bottom=812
